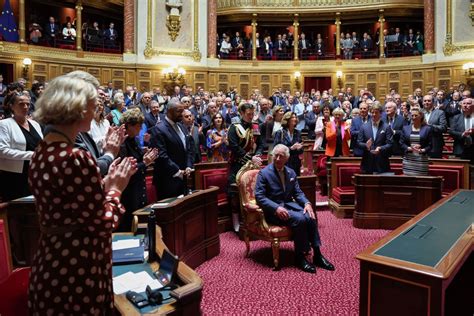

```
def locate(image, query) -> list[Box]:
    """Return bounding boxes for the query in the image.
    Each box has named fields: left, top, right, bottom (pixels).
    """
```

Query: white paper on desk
left=151, top=202, right=169, bottom=208
left=112, top=239, right=140, bottom=251
left=113, top=271, right=163, bottom=295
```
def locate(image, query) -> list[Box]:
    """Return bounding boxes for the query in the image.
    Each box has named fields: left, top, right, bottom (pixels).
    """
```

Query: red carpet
left=196, top=207, right=390, bottom=315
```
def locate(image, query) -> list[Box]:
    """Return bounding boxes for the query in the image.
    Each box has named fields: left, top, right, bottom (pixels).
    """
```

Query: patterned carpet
left=196, top=206, right=390, bottom=315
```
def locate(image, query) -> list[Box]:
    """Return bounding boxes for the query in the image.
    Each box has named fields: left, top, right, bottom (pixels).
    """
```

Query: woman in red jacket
left=325, top=107, right=351, bottom=157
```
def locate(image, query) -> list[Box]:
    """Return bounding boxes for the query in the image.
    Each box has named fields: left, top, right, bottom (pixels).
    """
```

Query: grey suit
left=423, top=109, right=447, bottom=158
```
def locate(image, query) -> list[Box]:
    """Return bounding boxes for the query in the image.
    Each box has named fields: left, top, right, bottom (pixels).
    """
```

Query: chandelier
left=162, top=66, right=186, bottom=81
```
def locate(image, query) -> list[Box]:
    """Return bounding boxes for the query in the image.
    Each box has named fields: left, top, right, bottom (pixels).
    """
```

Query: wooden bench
left=328, top=157, right=470, bottom=218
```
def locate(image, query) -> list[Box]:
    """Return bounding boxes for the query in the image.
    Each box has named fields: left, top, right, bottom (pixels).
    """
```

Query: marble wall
left=154, top=0, right=193, bottom=50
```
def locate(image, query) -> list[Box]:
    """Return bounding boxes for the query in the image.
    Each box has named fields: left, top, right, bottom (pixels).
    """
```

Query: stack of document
left=113, top=271, right=163, bottom=294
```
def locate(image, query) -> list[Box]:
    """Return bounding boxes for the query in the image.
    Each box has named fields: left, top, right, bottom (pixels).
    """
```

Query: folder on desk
left=112, top=241, right=145, bottom=265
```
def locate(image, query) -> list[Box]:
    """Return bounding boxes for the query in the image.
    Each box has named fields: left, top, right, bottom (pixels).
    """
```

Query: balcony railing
left=217, top=0, right=423, bottom=11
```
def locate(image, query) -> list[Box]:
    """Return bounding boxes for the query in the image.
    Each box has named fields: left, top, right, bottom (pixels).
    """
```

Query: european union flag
left=0, top=0, right=19, bottom=42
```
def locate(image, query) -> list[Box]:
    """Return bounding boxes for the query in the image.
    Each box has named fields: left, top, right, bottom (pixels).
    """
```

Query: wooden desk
left=114, top=228, right=203, bottom=315
left=353, top=175, right=443, bottom=229
left=133, top=187, right=220, bottom=269
left=357, top=190, right=474, bottom=316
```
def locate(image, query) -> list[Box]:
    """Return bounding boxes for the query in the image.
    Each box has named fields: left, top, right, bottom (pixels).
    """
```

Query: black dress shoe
left=296, top=257, right=316, bottom=274
left=314, top=255, right=335, bottom=271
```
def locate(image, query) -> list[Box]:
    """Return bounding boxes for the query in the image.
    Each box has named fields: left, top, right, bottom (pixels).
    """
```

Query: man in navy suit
left=144, top=100, right=165, bottom=131
left=356, top=103, right=393, bottom=174
left=383, top=101, right=405, bottom=156
left=255, top=144, right=334, bottom=273
left=350, top=102, right=371, bottom=156
left=149, top=99, right=194, bottom=199
left=44, top=16, right=60, bottom=46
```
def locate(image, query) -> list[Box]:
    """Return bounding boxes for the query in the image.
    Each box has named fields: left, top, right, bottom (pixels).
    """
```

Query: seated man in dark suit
left=255, top=144, right=335, bottom=274
left=356, top=103, right=393, bottom=174
left=149, top=99, right=194, bottom=199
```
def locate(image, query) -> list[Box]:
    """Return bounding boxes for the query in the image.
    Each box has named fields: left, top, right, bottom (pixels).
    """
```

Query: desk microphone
left=148, top=210, right=157, bottom=262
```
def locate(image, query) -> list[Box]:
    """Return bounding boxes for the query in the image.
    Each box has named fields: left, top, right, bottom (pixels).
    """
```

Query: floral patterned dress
left=28, top=140, right=125, bottom=315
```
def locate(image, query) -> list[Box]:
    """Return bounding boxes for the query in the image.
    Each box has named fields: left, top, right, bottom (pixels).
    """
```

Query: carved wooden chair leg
left=271, top=238, right=280, bottom=271
left=244, top=230, right=250, bottom=257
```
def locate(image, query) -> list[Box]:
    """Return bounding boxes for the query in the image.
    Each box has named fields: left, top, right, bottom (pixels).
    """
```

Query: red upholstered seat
left=146, top=176, right=157, bottom=204
left=0, top=267, right=30, bottom=316
left=0, top=219, right=11, bottom=282
left=58, top=44, right=75, bottom=50
left=200, top=169, right=228, bottom=205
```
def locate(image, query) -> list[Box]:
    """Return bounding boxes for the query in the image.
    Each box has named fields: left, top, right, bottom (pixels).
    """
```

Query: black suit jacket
left=149, top=119, right=194, bottom=199
left=44, top=23, right=59, bottom=38
left=144, top=112, right=164, bottom=131
left=75, top=132, right=113, bottom=176
left=383, top=114, right=405, bottom=155
left=449, top=113, right=473, bottom=161
left=399, top=124, right=433, bottom=154
left=117, top=137, right=147, bottom=231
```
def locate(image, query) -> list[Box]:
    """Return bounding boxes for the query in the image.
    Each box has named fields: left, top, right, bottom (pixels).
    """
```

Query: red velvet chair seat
left=0, top=267, right=30, bottom=316
left=200, top=169, right=228, bottom=205
left=332, top=186, right=355, bottom=205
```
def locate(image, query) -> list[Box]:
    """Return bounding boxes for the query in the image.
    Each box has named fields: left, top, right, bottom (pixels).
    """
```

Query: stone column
left=335, top=13, right=341, bottom=57
left=251, top=14, right=257, bottom=60
left=293, top=14, right=299, bottom=60
left=378, top=10, right=385, bottom=58
left=19, top=0, right=25, bottom=43
left=424, top=0, right=434, bottom=53
left=123, top=0, right=135, bottom=53
left=75, top=1, right=83, bottom=51
left=208, top=0, right=217, bottom=58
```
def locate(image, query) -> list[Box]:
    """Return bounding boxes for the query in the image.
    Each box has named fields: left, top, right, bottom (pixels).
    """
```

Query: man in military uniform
left=228, top=102, right=264, bottom=231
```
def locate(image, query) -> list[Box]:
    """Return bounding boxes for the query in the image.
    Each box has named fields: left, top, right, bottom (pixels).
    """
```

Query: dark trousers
left=266, top=202, right=321, bottom=256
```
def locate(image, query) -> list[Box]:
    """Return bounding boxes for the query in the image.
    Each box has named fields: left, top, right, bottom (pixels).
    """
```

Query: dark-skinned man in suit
left=149, top=99, right=194, bottom=199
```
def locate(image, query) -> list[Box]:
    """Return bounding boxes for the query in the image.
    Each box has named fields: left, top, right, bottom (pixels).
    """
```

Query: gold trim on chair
left=236, top=160, right=292, bottom=270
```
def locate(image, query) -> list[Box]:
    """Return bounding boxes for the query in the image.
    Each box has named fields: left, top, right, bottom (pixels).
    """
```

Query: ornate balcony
left=217, top=0, right=424, bottom=14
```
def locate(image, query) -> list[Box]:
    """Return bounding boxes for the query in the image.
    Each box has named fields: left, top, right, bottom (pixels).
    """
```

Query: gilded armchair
left=236, top=161, right=292, bottom=270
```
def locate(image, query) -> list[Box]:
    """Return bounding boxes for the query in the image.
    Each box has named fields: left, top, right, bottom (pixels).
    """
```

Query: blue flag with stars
left=0, top=0, right=19, bottom=42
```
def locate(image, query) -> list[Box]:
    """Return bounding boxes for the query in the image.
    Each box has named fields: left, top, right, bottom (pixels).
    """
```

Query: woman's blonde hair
left=332, top=107, right=344, bottom=117
left=34, top=75, right=97, bottom=125
left=272, top=105, right=283, bottom=117
left=120, top=108, right=144, bottom=126
left=281, top=111, right=297, bottom=128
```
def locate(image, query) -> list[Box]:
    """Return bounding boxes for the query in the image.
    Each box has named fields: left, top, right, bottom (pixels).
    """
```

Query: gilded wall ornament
left=166, top=0, right=183, bottom=41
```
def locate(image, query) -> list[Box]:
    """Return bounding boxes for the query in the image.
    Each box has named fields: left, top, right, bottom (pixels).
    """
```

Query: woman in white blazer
left=0, top=92, right=43, bottom=201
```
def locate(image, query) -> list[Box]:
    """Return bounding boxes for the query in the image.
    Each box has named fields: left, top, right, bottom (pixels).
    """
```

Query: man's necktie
left=279, top=170, right=286, bottom=191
